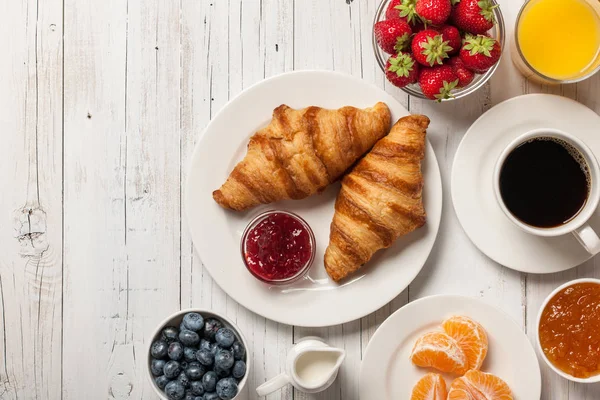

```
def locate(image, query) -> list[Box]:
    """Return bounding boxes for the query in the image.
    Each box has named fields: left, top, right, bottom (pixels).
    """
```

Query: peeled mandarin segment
left=410, top=373, right=448, bottom=400
left=448, top=370, right=513, bottom=400
left=410, top=331, right=468, bottom=375
left=442, top=315, right=489, bottom=371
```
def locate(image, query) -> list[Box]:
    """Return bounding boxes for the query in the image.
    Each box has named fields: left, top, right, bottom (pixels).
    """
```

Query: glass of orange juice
left=511, top=0, right=600, bottom=84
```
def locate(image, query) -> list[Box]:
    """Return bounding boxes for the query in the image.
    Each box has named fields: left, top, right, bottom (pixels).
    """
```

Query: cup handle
left=256, top=373, right=290, bottom=397
left=573, top=223, right=600, bottom=254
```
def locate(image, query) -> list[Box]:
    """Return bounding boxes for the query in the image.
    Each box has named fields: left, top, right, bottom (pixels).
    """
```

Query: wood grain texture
left=0, top=0, right=63, bottom=398
left=1, top=0, right=600, bottom=398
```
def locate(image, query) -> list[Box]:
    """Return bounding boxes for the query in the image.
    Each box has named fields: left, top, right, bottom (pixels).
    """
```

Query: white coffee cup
left=493, top=128, right=600, bottom=254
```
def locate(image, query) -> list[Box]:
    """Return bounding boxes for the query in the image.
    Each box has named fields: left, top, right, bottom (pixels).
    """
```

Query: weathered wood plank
left=63, top=0, right=181, bottom=398
left=0, top=0, right=63, bottom=398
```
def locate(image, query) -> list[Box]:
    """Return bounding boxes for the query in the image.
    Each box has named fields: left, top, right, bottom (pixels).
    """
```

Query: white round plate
left=360, top=295, right=541, bottom=400
left=185, top=71, right=442, bottom=327
left=452, top=94, right=600, bottom=273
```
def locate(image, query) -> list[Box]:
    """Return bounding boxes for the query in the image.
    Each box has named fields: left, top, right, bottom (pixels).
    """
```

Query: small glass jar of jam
left=538, top=278, right=600, bottom=382
left=241, top=210, right=315, bottom=285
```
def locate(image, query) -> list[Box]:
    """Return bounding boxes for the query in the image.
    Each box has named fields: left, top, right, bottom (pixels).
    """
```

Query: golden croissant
left=324, top=114, right=428, bottom=281
left=213, top=102, right=391, bottom=211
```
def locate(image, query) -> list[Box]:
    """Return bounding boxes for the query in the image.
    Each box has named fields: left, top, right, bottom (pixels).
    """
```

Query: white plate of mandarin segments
left=360, top=295, right=541, bottom=399
left=452, top=93, right=600, bottom=274
left=185, top=70, right=442, bottom=327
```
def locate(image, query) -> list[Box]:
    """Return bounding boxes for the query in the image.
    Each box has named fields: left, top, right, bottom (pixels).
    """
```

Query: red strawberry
left=451, top=0, right=498, bottom=34
left=448, top=57, right=474, bottom=87
left=439, top=24, right=461, bottom=55
left=385, top=0, right=404, bottom=19
left=387, top=0, right=423, bottom=27
left=416, top=0, right=451, bottom=26
left=411, top=29, right=453, bottom=67
left=418, top=64, right=459, bottom=100
left=385, top=52, right=420, bottom=88
left=374, top=19, right=413, bottom=54
left=459, top=34, right=501, bottom=73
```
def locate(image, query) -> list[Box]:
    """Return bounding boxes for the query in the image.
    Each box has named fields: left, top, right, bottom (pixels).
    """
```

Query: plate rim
left=451, top=93, right=598, bottom=273
left=359, top=294, right=542, bottom=399
left=184, top=70, right=443, bottom=326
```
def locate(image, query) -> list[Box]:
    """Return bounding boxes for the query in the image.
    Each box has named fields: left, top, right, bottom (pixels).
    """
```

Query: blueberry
left=215, top=328, right=235, bottom=348
left=196, top=348, right=214, bottom=366
left=203, top=318, right=223, bottom=341
left=180, top=361, right=189, bottom=370
left=179, top=330, right=200, bottom=347
left=203, top=392, right=219, bottom=400
left=180, top=322, right=187, bottom=332
left=151, top=340, right=169, bottom=359
left=183, top=346, right=197, bottom=362
left=214, top=349, right=234, bottom=370
left=178, top=371, right=191, bottom=388
left=151, top=359, right=166, bottom=376
left=155, top=375, right=170, bottom=390
left=165, top=380, right=186, bottom=400
left=202, top=371, right=218, bottom=392
left=162, top=326, right=180, bottom=343
left=232, top=341, right=246, bottom=361
left=185, top=363, right=206, bottom=380
left=183, top=313, right=205, bottom=332
left=183, top=393, right=196, bottom=400
left=216, top=377, right=238, bottom=400
left=189, top=380, right=205, bottom=396
left=164, top=360, right=182, bottom=379
left=232, top=360, right=246, bottom=379
left=214, top=364, right=231, bottom=379
left=168, top=342, right=184, bottom=361
left=200, top=339, right=212, bottom=351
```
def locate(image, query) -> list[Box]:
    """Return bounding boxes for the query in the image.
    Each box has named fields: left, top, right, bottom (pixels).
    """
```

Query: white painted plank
left=0, top=0, right=63, bottom=398
left=62, top=0, right=128, bottom=393
left=63, top=0, right=181, bottom=398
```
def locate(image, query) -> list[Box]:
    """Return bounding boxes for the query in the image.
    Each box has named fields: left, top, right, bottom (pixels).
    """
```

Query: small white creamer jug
left=256, top=336, right=346, bottom=396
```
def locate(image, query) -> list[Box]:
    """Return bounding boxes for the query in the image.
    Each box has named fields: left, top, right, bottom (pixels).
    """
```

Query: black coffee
left=499, top=137, right=590, bottom=228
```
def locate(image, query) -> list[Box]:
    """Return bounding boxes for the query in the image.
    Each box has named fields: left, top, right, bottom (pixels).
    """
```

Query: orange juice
left=515, top=0, right=600, bottom=81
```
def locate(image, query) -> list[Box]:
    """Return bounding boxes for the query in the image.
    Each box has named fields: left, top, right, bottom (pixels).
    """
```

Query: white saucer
left=359, top=295, right=541, bottom=399
left=185, top=71, right=442, bottom=327
left=452, top=94, right=600, bottom=274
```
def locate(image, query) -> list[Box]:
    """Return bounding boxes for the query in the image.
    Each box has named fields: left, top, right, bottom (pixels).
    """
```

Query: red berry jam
left=243, top=212, right=314, bottom=283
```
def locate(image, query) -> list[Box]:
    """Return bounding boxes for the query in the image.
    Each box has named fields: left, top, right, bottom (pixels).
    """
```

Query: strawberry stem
left=421, top=35, right=453, bottom=66
left=395, top=0, right=422, bottom=26
left=394, top=33, right=411, bottom=52
left=434, top=79, right=459, bottom=101
left=389, top=53, right=415, bottom=78
left=463, top=35, right=497, bottom=57
left=477, top=0, right=499, bottom=23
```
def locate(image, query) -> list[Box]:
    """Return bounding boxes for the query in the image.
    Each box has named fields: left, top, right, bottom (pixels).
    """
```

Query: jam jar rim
left=240, top=210, right=316, bottom=285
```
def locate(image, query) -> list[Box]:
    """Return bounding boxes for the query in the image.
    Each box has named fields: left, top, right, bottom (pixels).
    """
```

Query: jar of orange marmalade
left=537, top=279, right=600, bottom=382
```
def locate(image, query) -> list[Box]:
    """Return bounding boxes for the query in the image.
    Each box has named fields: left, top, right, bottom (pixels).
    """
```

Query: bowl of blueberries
left=147, top=309, right=249, bottom=400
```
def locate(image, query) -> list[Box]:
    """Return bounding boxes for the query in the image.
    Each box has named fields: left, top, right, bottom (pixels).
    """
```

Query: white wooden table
left=2, top=0, right=600, bottom=399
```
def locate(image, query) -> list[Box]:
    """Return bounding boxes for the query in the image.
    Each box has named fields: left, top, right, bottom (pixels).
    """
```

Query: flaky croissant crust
left=324, top=114, right=429, bottom=282
left=213, top=102, right=391, bottom=211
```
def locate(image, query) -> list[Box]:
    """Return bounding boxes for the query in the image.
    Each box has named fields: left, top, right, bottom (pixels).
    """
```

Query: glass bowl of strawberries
left=373, top=0, right=505, bottom=101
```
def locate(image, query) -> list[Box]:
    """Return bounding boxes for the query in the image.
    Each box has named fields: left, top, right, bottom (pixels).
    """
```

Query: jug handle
left=256, top=373, right=290, bottom=397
